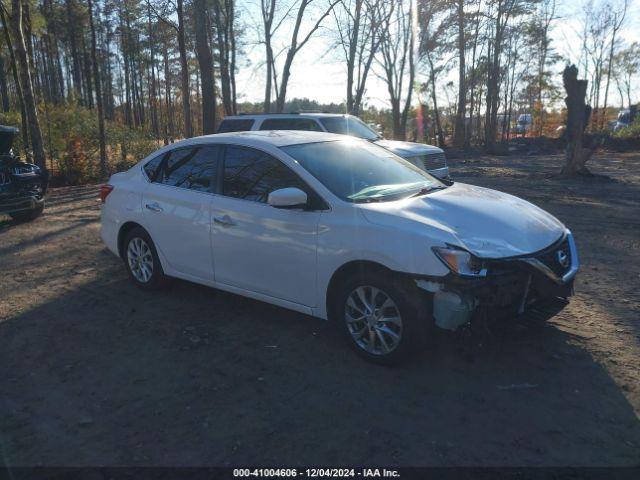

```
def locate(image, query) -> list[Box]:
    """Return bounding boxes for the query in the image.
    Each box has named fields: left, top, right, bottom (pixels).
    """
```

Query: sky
left=234, top=0, right=640, bottom=110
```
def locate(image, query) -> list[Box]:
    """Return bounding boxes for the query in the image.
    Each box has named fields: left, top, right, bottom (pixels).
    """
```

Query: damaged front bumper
left=417, top=231, right=579, bottom=330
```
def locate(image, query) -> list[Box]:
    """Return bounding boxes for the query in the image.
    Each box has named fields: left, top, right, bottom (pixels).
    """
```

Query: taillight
left=100, top=184, right=114, bottom=203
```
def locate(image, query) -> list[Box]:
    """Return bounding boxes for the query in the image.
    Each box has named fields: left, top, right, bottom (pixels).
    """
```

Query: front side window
left=259, top=118, right=323, bottom=131
left=281, top=139, right=444, bottom=203
left=319, top=116, right=380, bottom=141
left=217, top=119, right=255, bottom=133
left=156, top=146, right=219, bottom=192
left=222, top=146, right=307, bottom=203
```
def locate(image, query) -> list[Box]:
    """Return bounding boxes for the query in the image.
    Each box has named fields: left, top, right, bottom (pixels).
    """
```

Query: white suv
left=217, top=113, right=450, bottom=179
left=101, top=131, right=578, bottom=365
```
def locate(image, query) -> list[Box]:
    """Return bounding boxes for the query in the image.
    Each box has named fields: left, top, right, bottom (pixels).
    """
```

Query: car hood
left=374, top=139, right=442, bottom=158
left=359, top=182, right=565, bottom=258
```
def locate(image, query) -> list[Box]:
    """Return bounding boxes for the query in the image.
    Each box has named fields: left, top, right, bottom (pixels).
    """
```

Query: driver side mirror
left=268, top=187, right=308, bottom=209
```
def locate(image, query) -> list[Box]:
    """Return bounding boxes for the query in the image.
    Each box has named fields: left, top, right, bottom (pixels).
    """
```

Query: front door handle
left=145, top=202, right=163, bottom=213
left=213, top=214, right=236, bottom=227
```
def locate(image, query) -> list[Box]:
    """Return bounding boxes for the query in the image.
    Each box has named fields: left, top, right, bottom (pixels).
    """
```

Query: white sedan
left=100, top=131, right=579, bottom=364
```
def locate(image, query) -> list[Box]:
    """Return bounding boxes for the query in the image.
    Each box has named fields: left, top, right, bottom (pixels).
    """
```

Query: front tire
left=123, top=227, right=168, bottom=290
left=334, top=271, right=428, bottom=366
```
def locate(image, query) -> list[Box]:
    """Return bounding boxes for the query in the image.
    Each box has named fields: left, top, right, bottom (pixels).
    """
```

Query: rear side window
left=222, top=146, right=307, bottom=203
left=217, top=119, right=255, bottom=133
left=143, top=153, right=165, bottom=182
left=259, top=118, right=323, bottom=131
left=155, top=146, right=219, bottom=192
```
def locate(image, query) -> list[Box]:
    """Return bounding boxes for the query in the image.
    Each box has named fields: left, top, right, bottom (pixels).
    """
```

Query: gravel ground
left=1, top=151, right=639, bottom=467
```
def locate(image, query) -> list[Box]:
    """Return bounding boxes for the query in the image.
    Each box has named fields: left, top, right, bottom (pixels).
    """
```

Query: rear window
left=217, top=119, right=255, bottom=133
left=259, top=118, right=323, bottom=131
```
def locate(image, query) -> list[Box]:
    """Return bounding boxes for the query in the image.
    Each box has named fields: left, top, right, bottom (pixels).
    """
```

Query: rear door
left=142, top=145, right=220, bottom=281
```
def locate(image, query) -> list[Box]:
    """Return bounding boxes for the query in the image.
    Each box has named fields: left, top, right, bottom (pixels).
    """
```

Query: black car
left=0, top=125, right=49, bottom=221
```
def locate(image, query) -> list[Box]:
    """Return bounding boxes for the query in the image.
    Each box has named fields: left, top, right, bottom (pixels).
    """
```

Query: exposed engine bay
left=417, top=232, right=578, bottom=330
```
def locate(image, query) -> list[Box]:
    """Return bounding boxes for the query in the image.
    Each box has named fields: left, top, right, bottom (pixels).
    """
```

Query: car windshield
left=281, top=139, right=445, bottom=203
left=319, top=116, right=381, bottom=141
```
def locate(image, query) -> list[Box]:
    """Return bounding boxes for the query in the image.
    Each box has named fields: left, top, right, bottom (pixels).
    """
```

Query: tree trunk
left=346, top=0, right=363, bottom=114
left=229, top=0, right=237, bottom=114
left=425, top=50, right=444, bottom=147
left=213, top=0, right=233, bottom=115
left=147, top=1, right=159, bottom=138
left=177, top=0, right=192, bottom=138
left=22, top=4, right=40, bottom=100
left=66, top=0, right=84, bottom=103
left=0, top=55, right=10, bottom=112
left=601, top=14, right=622, bottom=130
left=194, top=0, right=216, bottom=134
left=562, top=65, right=596, bottom=176
left=10, top=0, right=45, bottom=167
left=81, top=38, right=94, bottom=107
left=430, top=79, right=444, bottom=147
left=453, top=0, right=466, bottom=147
left=163, top=44, right=175, bottom=141
left=0, top=5, right=29, bottom=150
left=262, top=0, right=275, bottom=113
left=87, top=0, right=107, bottom=177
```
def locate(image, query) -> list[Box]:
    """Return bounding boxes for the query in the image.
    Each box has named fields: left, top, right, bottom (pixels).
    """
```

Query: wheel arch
left=117, top=221, right=146, bottom=259
left=325, top=260, right=395, bottom=322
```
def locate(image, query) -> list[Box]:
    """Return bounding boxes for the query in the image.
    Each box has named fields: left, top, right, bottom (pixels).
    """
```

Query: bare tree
left=262, top=0, right=339, bottom=113
left=452, top=0, right=466, bottom=147
left=177, top=0, right=193, bottom=137
left=532, top=0, right=557, bottom=136
left=614, top=41, right=640, bottom=108
left=260, top=0, right=276, bottom=112
left=213, top=0, right=238, bottom=115
left=601, top=0, right=627, bottom=129
left=194, top=0, right=216, bottom=134
left=417, top=0, right=448, bottom=146
left=483, top=0, right=525, bottom=151
left=333, top=0, right=385, bottom=114
left=377, top=0, right=415, bottom=139
left=579, top=0, right=611, bottom=129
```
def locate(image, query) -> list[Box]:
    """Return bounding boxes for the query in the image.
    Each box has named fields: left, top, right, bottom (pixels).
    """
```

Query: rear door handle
left=213, top=214, right=235, bottom=227
left=145, top=202, right=163, bottom=213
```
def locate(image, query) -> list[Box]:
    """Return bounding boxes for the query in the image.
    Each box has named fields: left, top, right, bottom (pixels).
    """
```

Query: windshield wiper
left=407, top=185, right=445, bottom=198
left=353, top=197, right=386, bottom=203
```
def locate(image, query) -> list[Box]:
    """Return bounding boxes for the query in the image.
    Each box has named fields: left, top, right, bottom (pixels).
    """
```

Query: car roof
left=222, top=113, right=348, bottom=119
left=169, top=130, right=349, bottom=149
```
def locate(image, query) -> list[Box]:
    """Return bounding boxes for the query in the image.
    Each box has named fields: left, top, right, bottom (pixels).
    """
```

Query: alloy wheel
left=344, top=285, right=403, bottom=355
left=127, top=237, right=154, bottom=283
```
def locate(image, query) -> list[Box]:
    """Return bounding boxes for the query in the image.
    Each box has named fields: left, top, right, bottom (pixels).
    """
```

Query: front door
left=211, top=145, right=321, bottom=307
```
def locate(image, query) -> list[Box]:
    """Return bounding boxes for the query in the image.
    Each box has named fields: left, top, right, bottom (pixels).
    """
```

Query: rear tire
left=123, top=227, right=168, bottom=290
left=9, top=203, right=44, bottom=222
left=333, top=271, right=429, bottom=366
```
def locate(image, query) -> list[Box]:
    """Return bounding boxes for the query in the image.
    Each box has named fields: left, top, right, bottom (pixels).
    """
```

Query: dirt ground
left=1, top=151, right=639, bottom=467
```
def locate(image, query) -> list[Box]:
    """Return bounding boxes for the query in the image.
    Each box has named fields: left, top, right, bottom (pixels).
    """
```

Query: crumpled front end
left=417, top=231, right=579, bottom=330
